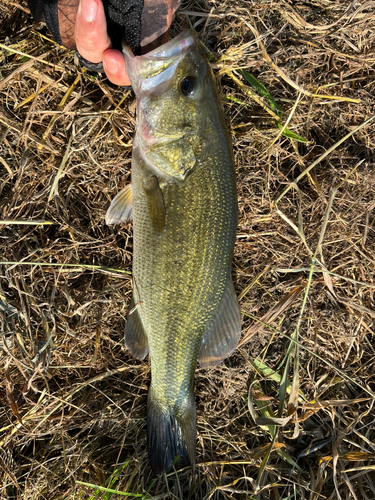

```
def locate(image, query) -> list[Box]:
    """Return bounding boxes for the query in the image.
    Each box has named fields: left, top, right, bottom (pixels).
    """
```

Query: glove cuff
left=75, top=50, right=104, bottom=72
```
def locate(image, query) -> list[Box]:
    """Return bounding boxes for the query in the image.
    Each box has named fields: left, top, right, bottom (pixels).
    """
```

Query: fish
left=106, top=29, right=241, bottom=475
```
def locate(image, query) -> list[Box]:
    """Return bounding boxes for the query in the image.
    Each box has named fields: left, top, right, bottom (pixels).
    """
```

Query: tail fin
left=147, top=385, right=196, bottom=475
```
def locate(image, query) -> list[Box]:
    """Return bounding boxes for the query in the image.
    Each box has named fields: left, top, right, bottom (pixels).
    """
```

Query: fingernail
left=80, top=0, right=98, bottom=22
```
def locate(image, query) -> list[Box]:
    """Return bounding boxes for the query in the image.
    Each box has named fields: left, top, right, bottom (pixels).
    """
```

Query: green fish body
left=106, top=30, right=241, bottom=474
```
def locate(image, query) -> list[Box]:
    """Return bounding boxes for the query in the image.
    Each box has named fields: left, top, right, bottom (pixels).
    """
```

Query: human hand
left=28, top=0, right=180, bottom=86
left=75, top=0, right=130, bottom=86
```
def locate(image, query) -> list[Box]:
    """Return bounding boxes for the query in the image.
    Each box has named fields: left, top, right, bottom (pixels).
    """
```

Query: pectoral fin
left=142, top=175, right=166, bottom=234
left=105, top=184, right=133, bottom=225
left=199, top=275, right=241, bottom=369
left=124, top=296, right=149, bottom=360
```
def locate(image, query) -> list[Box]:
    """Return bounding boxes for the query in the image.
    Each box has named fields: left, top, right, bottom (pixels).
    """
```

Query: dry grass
left=1, top=0, right=375, bottom=498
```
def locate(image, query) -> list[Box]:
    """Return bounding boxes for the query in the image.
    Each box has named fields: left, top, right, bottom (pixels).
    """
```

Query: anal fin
left=106, top=184, right=133, bottom=225
left=124, top=296, right=149, bottom=360
left=198, top=275, right=241, bottom=369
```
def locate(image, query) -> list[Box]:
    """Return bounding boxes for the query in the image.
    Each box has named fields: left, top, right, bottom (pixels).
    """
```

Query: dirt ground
left=1, top=0, right=375, bottom=498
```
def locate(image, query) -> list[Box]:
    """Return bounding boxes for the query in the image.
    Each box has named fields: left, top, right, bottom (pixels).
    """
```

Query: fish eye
left=179, top=76, right=198, bottom=97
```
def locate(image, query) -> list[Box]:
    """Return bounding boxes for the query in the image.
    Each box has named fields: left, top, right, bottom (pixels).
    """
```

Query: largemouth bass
left=106, top=30, right=241, bottom=474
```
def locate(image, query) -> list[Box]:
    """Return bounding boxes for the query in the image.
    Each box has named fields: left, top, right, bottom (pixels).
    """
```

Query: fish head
left=124, top=30, right=222, bottom=181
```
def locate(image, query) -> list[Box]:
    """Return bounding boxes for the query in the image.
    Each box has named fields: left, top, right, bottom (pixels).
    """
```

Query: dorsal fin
left=106, top=184, right=133, bottom=225
left=198, top=275, right=241, bottom=369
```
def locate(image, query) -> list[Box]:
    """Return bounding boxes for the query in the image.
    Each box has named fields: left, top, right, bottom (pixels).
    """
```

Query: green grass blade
left=76, top=481, right=147, bottom=498
left=275, top=121, right=308, bottom=143
left=87, top=461, right=131, bottom=500
left=229, top=74, right=308, bottom=143
left=238, top=70, right=282, bottom=115
left=255, top=432, right=279, bottom=490
left=251, top=359, right=306, bottom=401
left=277, top=344, right=291, bottom=418
left=248, top=381, right=276, bottom=438
left=277, top=449, right=303, bottom=473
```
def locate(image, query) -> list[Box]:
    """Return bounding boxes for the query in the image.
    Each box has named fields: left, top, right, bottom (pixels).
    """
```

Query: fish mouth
left=123, top=30, right=197, bottom=94
left=123, top=29, right=196, bottom=61
left=141, top=131, right=185, bottom=149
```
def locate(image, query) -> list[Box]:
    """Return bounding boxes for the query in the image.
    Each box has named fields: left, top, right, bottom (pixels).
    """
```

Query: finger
left=76, top=0, right=111, bottom=64
left=103, top=49, right=131, bottom=87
